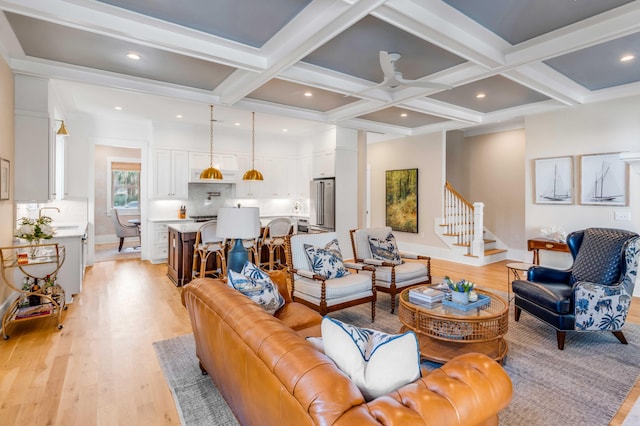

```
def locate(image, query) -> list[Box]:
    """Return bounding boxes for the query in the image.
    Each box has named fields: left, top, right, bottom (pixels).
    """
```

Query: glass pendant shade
left=200, top=104, right=223, bottom=180
left=243, top=112, right=264, bottom=181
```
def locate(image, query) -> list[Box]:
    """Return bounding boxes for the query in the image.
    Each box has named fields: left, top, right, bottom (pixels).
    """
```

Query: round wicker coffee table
left=398, top=286, right=509, bottom=364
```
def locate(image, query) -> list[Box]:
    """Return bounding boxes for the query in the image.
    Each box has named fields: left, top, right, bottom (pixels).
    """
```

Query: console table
left=527, top=238, right=570, bottom=265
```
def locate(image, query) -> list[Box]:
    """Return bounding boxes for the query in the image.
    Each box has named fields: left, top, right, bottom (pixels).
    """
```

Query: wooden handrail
left=445, top=182, right=474, bottom=210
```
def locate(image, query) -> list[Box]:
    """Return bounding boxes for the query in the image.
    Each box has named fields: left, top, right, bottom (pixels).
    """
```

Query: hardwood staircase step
left=464, top=248, right=507, bottom=258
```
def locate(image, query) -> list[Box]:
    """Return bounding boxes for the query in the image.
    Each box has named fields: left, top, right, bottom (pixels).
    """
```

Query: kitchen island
left=166, top=222, right=201, bottom=286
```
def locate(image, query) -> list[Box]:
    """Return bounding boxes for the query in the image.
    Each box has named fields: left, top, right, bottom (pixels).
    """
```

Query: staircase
left=435, top=182, right=507, bottom=265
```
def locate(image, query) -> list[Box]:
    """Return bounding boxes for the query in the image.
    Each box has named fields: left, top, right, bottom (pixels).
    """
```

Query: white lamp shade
left=216, top=207, right=260, bottom=239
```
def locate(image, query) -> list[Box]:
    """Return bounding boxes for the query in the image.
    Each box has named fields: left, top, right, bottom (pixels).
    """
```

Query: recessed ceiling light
left=114, top=106, right=122, bottom=110
left=304, top=92, right=313, bottom=97
left=234, top=122, right=240, bottom=126
left=126, top=52, right=141, bottom=60
left=476, top=93, right=486, bottom=99
left=400, top=113, right=408, bottom=117
left=176, top=114, right=183, bottom=119
left=620, top=54, right=635, bottom=62
left=283, top=129, right=288, bottom=132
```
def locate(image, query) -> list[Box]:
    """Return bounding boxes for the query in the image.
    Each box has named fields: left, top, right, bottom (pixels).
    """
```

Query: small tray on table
left=442, top=294, right=491, bottom=311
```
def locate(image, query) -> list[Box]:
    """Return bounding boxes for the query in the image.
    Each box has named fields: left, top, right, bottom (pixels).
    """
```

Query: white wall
left=525, top=96, right=640, bottom=268
left=367, top=132, right=449, bottom=257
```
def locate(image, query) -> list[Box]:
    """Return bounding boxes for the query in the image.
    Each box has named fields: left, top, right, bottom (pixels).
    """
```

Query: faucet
left=39, top=207, right=60, bottom=218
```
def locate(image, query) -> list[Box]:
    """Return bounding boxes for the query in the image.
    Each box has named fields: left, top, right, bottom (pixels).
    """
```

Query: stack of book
left=408, top=287, right=445, bottom=308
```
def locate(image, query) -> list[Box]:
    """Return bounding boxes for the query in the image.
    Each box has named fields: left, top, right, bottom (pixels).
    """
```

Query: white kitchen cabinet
left=15, top=113, right=53, bottom=201
left=296, top=156, right=313, bottom=198
left=313, top=150, right=335, bottom=178
left=49, top=234, right=84, bottom=303
left=236, top=155, right=264, bottom=197
left=149, top=220, right=192, bottom=263
left=273, top=158, right=296, bottom=198
left=151, top=149, right=189, bottom=199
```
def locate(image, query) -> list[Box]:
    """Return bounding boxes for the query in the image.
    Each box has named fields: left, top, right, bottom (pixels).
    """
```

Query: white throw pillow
left=321, top=317, right=421, bottom=401
left=227, top=261, right=285, bottom=315
left=303, top=239, right=350, bottom=279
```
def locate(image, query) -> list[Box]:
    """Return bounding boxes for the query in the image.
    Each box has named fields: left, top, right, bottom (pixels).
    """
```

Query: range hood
left=189, top=153, right=238, bottom=183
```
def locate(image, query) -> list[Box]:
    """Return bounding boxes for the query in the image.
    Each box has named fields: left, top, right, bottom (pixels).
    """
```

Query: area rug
left=154, top=295, right=640, bottom=426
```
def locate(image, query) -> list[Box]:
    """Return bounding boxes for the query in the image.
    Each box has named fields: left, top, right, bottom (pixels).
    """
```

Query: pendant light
left=200, top=104, right=223, bottom=180
left=242, top=111, right=264, bottom=181
left=56, top=120, right=69, bottom=136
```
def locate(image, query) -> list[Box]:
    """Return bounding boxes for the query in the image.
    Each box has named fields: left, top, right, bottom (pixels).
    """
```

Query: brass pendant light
left=56, top=120, right=69, bottom=136
left=200, top=104, right=223, bottom=180
left=242, top=111, right=264, bottom=181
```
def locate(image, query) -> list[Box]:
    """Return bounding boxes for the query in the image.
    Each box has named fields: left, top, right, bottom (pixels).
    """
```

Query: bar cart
left=0, top=243, right=67, bottom=339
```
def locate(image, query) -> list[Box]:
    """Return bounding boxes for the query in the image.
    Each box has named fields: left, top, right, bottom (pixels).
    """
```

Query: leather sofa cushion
left=512, top=279, right=572, bottom=314
left=269, top=269, right=293, bottom=303
left=275, top=302, right=322, bottom=336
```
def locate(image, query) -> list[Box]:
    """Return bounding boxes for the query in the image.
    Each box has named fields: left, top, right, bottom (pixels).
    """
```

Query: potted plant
left=15, top=216, right=55, bottom=258
left=444, top=276, right=475, bottom=304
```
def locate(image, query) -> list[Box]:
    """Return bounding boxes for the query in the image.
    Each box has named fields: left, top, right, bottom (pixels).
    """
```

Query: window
left=111, top=161, right=140, bottom=209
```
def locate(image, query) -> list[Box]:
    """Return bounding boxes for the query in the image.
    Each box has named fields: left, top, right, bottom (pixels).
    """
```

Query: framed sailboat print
left=534, top=156, right=573, bottom=204
left=579, top=152, right=628, bottom=206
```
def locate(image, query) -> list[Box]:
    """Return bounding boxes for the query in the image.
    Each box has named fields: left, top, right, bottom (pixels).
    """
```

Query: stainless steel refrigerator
left=309, top=178, right=335, bottom=232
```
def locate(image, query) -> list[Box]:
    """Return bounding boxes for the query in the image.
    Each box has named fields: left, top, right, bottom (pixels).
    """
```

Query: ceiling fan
left=348, top=51, right=452, bottom=96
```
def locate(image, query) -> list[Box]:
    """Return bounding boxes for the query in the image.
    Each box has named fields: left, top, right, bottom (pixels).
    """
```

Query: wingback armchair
left=285, top=232, right=377, bottom=321
left=350, top=227, right=431, bottom=313
left=512, top=228, right=640, bottom=350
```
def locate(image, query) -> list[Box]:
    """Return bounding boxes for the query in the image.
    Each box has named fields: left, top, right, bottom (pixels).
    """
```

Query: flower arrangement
left=444, top=276, right=475, bottom=293
left=15, top=216, right=55, bottom=243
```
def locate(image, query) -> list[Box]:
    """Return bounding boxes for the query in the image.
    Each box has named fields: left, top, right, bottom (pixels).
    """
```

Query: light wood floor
left=0, top=257, right=637, bottom=425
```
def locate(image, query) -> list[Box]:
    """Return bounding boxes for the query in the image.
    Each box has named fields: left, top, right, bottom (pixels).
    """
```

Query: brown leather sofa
left=182, top=271, right=512, bottom=425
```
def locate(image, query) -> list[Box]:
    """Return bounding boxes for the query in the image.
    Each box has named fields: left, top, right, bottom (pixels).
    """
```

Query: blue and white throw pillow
left=227, top=261, right=285, bottom=315
left=368, top=233, right=402, bottom=265
left=321, top=317, right=421, bottom=401
left=303, top=239, right=350, bottom=279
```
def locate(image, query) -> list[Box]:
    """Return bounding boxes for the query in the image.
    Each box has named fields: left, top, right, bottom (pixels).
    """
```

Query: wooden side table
left=527, top=238, right=569, bottom=265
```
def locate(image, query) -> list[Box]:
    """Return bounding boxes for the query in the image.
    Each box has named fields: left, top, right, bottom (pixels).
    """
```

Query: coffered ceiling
left=1, top=0, right=639, bottom=136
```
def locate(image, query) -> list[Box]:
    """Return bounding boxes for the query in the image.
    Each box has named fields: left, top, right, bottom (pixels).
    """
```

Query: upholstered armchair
left=285, top=232, right=377, bottom=321
left=512, top=228, right=640, bottom=350
left=110, top=209, right=140, bottom=252
left=349, top=227, right=431, bottom=314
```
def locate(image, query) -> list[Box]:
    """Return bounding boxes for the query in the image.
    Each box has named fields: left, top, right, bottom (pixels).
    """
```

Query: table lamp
left=216, top=207, right=261, bottom=273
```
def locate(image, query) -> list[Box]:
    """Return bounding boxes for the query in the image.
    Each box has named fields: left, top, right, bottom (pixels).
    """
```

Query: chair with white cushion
left=192, top=220, right=226, bottom=279
left=285, top=231, right=377, bottom=321
left=350, top=227, right=431, bottom=314
left=110, top=208, right=140, bottom=252
left=260, top=218, right=293, bottom=271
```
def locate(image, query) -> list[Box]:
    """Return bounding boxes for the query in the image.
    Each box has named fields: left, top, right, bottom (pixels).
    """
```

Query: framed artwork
left=580, top=152, right=628, bottom=206
left=0, top=158, right=9, bottom=200
left=534, top=156, right=573, bottom=204
left=385, top=168, right=418, bottom=233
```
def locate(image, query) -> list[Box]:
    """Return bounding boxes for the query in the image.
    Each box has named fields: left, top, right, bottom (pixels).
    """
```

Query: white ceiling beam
left=10, top=57, right=220, bottom=105
left=506, top=2, right=640, bottom=65
left=0, top=0, right=265, bottom=70
left=214, top=0, right=388, bottom=105
left=375, top=0, right=508, bottom=69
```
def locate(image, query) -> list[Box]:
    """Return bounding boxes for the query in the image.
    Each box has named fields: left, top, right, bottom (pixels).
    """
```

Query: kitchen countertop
left=167, top=222, right=202, bottom=233
left=148, top=217, right=195, bottom=223
left=51, top=222, right=88, bottom=238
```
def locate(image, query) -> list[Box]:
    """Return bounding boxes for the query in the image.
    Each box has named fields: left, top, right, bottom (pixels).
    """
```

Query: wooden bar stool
left=192, top=221, right=226, bottom=279
left=260, top=218, right=293, bottom=271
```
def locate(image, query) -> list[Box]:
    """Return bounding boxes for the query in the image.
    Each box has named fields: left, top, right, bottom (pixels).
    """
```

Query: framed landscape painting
left=385, top=168, right=418, bottom=233
left=580, top=152, right=627, bottom=206
left=534, top=156, right=573, bottom=204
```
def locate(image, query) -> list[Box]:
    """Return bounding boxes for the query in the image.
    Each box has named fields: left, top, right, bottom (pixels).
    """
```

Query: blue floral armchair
left=512, top=228, right=640, bottom=350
